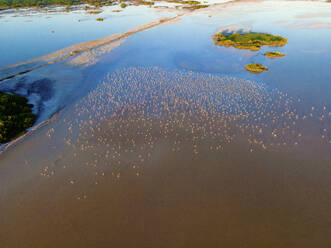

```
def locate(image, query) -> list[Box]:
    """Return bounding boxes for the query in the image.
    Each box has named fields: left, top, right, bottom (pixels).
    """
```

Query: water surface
left=0, top=1, right=331, bottom=247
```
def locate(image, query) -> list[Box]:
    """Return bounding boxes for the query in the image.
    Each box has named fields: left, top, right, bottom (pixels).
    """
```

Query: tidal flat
left=0, top=0, right=331, bottom=247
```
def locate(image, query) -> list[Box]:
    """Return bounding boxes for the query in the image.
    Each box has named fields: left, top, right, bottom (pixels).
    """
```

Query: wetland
left=0, top=0, right=331, bottom=247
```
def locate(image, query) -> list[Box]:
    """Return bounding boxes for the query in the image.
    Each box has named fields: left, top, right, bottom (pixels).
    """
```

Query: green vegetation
left=0, top=0, right=114, bottom=9
left=245, top=63, right=268, bottom=73
left=159, top=0, right=199, bottom=3
left=96, top=17, right=103, bottom=21
left=87, top=9, right=102, bottom=14
left=0, top=0, right=203, bottom=9
left=213, top=32, right=287, bottom=72
left=182, top=0, right=200, bottom=4
left=136, top=0, right=154, bottom=5
left=0, top=92, right=36, bottom=144
left=183, top=4, right=207, bottom=9
left=160, top=0, right=207, bottom=9
left=264, top=51, right=285, bottom=58
left=214, top=32, right=287, bottom=51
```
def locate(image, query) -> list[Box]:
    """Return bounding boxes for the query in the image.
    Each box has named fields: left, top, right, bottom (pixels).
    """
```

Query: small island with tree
left=213, top=31, right=288, bottom=73
left=245, top=63, right=268, bottom=73
left=213, top=32, right=287, bottom=51
left=264, top=51, right=285, bottom=58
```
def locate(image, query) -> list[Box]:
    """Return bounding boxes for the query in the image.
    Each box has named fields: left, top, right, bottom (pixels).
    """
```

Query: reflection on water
left=0, top=4, right=177, bottom=68
left=105, top=0, right=331, bottom=107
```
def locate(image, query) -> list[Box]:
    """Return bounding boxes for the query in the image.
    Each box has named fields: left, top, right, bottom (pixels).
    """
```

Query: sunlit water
left=0, top=4, right=176, bottom=68
left=0, top=1, right=331, bottom=247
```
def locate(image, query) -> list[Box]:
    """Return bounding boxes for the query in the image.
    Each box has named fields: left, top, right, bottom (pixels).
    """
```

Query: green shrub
left=264, top=51, right=285, bottom=58
left=183, top=4, right=208, bottom=10
left=0, top=92, right=36, bottom=144
left=0, top=0, right=115, bottom=9
left=214, top=32, right=287, bottom=51
left=245, top=63, right=268, bottom=73
left=65, top=6, right=72, bottom=12
left=87, top=9, right=102, bottom=14
left=136, top=0, right=154, bottom=5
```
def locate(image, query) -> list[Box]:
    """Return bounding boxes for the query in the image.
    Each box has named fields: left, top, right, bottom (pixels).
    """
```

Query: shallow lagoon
left=113, top=0, right=331, bottom=106
left=0, top=4, right=177, bottom=68
left=0, top=1, right=331, bottom=247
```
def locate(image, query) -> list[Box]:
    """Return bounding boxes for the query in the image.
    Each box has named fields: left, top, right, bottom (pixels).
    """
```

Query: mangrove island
left=264, top=51, right=285, bottom=58
left=213, top=32, right=288, bottom=51
left=0, top=92, right=36, bottom=144
left=245, top=63, right=268, bottom=73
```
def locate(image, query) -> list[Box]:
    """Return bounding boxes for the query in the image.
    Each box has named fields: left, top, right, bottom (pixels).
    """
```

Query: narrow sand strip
left=0, top=14, right=183, bottom=82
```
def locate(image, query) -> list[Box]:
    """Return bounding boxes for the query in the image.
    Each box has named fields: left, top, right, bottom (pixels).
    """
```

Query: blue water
left=93, top=1, right=331, bottom=107
left=0, top=5, right=175, bottom=67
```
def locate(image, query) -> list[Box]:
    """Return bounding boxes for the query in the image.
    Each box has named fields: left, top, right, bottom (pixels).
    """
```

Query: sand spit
left=0, top=14, right=183, bottom=82
left=159, top=16, right=183, bottom=25
left=67, top=39, right=127, bottom=67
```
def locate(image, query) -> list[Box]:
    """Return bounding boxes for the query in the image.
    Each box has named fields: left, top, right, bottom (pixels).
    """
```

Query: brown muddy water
left=1, top=67, right=330, bottom=247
